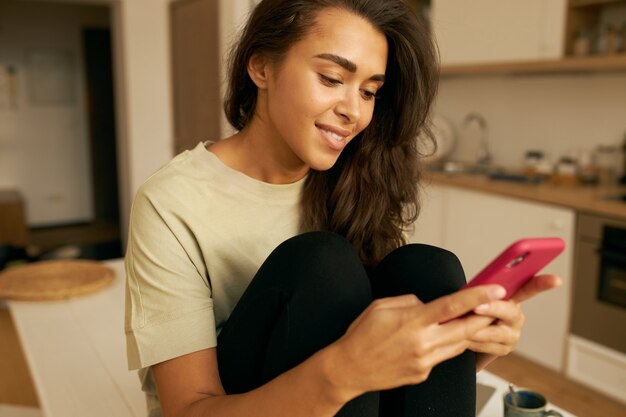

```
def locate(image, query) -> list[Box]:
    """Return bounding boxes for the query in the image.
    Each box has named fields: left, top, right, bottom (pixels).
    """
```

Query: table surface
left=7, top=259, right=575, bottom=417
left=8, top=259, right=144, bottom=417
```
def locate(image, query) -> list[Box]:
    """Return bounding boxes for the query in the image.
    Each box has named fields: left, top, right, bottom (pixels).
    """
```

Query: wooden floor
left=1, top=304, right=625, bottom=416
left=485, top=353, right=626, bottom=417
left=0, top=307, right=38, bottom=407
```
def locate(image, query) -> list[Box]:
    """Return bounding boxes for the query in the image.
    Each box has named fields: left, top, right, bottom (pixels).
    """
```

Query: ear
left=247, top=53, right=271, bottom=89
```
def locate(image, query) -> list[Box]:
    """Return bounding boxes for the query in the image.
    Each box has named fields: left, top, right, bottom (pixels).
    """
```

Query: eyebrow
left=314, top=53, right=385, bottom=82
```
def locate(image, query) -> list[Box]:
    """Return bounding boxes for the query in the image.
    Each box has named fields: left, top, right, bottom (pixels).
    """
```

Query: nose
left=335, top=88, right=360, bottom=124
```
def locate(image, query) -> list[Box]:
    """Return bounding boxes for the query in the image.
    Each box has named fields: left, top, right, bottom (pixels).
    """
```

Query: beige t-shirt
left=125, top=142, right=305, bottom=413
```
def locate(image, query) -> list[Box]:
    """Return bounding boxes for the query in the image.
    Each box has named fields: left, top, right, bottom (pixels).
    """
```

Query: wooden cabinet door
left=409, top=184, right=446, bottom=247
left=431, top=0, right=567, bottom=65
left=170, top=0, right=221, bottom=153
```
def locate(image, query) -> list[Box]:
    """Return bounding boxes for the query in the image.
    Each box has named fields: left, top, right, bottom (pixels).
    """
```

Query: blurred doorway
left=29, top=25, right=122, bottom=262
left=82, top=27, right=120, bottom=227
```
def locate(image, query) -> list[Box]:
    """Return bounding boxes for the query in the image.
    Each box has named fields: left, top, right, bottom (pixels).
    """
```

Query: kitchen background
left=0, top=0, right=624, bottom=230
left=1, top=0, right=626, bottom=416
left=410, top=0, right=626, bottom=410
left=430, top=0, right=626, bottom=175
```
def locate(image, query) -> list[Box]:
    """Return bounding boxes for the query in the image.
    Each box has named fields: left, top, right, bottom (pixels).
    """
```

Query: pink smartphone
left=461, top=237, right=565, bottom=300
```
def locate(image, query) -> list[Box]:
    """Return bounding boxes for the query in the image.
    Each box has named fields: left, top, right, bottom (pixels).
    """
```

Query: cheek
left=279, top=77, right=326, bottom=117
left=305, top=82, right=337, bottom=111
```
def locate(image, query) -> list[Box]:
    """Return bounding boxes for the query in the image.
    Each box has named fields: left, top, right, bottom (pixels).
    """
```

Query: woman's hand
left=467, top=298, right=524, bottom=358
left=470, top=274, right=562, bottom=370
left=325, top=284, right=506, bottom=402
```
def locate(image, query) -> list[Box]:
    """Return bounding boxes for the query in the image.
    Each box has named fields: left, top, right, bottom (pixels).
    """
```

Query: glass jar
left=596, top=25, right=619, bottom=55
left=523, top=150, right=544, bottom=177
left=573, top=28, right=592, bottom=56
left=595, top=145, right=620, bottom=185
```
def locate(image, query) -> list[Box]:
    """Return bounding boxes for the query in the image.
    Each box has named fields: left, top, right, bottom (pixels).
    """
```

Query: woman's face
left=258, top=7, right=388, bottom=173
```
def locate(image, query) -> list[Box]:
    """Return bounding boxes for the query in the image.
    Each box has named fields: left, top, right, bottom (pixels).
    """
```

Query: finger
left=511, top=274, right=562, bottom=303
left=424, top=314, right=494, bottom=351
left=349, top=295, right=423, bottom=331
left=402, top=339, right=472, bottom=386
left=469, top=325, right=518, bottom=346
left=419, top=339, right=471, bottom=371
left=473, top=301, right=523, bottom=326
left=419, top=285, right=506, bottom=325
left=468, top=341, right=513, bottom=357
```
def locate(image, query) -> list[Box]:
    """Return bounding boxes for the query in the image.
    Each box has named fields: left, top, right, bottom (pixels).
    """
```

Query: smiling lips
left=316, top=123, right=351, bottom=151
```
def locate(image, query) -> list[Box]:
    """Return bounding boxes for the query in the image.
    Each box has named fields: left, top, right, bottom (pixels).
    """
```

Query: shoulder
left=141, top=143, right=205, bottom=189
left=135, top=142, right=219, bottom=208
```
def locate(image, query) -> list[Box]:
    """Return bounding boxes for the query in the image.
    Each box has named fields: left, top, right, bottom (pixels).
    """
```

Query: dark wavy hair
left=224, top=0, right=439, bottom=266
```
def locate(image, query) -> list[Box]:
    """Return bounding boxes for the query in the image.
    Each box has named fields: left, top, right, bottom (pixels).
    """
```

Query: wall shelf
left=435, top=0, right=626, bottom=77
left=440, top=54, right=626, bottom=77
left=569, top=0, right=624, bottom=7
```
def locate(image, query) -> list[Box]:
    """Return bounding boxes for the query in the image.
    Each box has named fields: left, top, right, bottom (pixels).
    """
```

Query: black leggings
left=216, top=232, right=476, bottom=416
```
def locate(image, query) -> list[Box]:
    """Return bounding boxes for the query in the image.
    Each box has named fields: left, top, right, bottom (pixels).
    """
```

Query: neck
left=211, top=117, right=309, bottom=184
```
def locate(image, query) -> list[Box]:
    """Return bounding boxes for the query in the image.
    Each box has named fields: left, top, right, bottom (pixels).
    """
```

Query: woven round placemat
left=0, top=260, right=115, bottom=301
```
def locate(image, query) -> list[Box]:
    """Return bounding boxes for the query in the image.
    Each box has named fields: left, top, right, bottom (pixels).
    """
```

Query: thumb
left=511, top=274, right=562, bottom=303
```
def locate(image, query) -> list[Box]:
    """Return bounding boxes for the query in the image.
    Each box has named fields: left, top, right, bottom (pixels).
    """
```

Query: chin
left=307, top=154, right=341, bottom=172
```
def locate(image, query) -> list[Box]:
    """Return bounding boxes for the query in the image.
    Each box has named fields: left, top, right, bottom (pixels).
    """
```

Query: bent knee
left=373, top=244, right=467, bottom=302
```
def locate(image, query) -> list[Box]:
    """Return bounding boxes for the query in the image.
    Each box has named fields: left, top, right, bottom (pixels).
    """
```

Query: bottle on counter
left=552, top=156, right=580, bottom=186
left=523, top=150, right=544, bottom=177
left=618, top=23, right=625, bottom=53
left=578, top=149, right=598, bottom=185
left=573, top=27, right=592, bottom=56
left=596, top=24, right=619, bottom=55
left=595, top=144, right=620, bottom=186
left=620, top=133, right=626, bottom=184
left=616, top=23, right=625, bottom=54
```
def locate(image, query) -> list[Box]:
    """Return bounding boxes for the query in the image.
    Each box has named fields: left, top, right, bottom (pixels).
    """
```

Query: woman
left=124, top=1, right=561, bottom=416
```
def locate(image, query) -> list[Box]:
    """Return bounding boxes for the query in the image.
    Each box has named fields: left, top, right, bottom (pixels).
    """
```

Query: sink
left=486, top=171, right=547, bottom=185
left=431, top=162, right=547, bottom=184
left=434, top=161, right=496, bottom=176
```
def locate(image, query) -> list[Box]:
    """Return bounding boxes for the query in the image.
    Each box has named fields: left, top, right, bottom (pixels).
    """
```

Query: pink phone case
left=461, top=237, right=565, bottom=300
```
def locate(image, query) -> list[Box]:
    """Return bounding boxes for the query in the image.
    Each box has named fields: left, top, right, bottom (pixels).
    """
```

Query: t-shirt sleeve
left=124, top=186, right=217, bottom=370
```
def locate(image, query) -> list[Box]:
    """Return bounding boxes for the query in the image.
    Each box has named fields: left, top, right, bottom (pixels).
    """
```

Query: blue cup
left=503, top=389, right=563, bottom=417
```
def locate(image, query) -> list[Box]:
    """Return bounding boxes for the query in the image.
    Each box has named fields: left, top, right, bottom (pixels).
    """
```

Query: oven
left=571, top=213, right=626, bottom=354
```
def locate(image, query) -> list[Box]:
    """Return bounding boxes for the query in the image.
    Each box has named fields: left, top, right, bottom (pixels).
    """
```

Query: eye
left=319, top=74, right=342, bottom=86
left=360, top=89, right=377, bottom=101
left=361, top=87, right=383, bottom=101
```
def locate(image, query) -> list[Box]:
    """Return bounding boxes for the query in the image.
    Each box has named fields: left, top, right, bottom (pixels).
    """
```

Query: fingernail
left=475, top=304, right=490, bottom=313
left=490, top=286, right=507, bottom=300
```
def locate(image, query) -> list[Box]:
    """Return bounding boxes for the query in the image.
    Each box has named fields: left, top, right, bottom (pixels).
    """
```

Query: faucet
left=463, top=112, right=491, bottom=172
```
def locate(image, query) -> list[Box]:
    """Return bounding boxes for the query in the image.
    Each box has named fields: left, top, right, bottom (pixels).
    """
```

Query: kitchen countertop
left=426, top=171, right=626, bottom=221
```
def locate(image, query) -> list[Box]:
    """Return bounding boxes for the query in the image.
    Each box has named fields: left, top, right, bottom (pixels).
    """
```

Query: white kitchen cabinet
left=408, top=184, right=446, bottom=247
left=430, top=0, right=567, bottom=65
left=412, top=184, right=575, bottom=371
